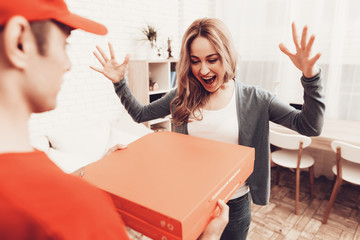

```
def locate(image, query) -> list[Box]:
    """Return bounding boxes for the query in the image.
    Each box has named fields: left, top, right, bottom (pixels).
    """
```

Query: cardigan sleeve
left=113, top=79, right=176, bottom=123
left=268, top=70, right=325, bottom=136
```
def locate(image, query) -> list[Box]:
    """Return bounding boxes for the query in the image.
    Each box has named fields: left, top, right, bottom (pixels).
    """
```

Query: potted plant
left=142, top=24, right=157, bottom=49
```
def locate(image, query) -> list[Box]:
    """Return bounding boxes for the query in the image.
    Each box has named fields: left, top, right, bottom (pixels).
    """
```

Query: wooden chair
left=322, top=140, right=360, bottom=224
left=270, top=129, right=315, bottom=215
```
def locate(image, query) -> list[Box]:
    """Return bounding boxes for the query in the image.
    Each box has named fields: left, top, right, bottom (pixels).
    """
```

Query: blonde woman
left=92, top=18, right=325, bottom=240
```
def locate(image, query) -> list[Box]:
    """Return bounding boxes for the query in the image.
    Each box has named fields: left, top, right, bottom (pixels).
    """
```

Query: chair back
left=270, top=129, right=312, bottom=150
left=331, top=141, right=360, bottom=164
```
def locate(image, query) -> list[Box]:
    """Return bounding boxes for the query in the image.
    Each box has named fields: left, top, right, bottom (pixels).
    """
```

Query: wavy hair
left=171, top=18, right=238, bottom=126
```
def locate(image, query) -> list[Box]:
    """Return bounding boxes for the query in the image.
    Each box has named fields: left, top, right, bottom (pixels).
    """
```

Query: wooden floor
left=128, top=167, right=360, bottom=240
left=248, top=167, right=360, bottom=240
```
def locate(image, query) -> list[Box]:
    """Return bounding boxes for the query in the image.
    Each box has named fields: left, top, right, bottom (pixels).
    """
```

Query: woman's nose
left=200, top=63, right=210, bottom=75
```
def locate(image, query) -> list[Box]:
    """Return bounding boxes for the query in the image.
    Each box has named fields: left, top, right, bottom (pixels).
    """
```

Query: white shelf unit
left=127, top=59, right=177, bottom=131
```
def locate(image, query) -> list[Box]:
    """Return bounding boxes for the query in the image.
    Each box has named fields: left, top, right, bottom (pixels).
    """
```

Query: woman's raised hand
left=279, top=22, right=321, bottom=78
left=90, top=42, right=130, bottom=83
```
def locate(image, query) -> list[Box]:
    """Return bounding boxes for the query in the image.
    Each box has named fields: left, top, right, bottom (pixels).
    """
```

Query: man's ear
left=2, top=16, right=36, bottom=69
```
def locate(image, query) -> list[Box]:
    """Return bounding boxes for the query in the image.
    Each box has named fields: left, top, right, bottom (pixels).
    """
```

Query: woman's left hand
left=279, top=22, right=321, bottom=78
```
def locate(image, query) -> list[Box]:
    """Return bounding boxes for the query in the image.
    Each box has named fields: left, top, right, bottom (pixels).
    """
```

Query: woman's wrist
left=303, top=66, right=320, bottom=79
left=112, top=75, right=124, bottom=84
left=113, top=77, right=125, bottom=86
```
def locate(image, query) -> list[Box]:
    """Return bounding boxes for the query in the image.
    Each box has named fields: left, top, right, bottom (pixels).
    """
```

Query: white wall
left=29, top=0, right=214, bottom=139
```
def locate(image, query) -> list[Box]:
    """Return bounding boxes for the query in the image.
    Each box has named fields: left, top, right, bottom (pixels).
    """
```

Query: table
left=270, top=119, right=360, bottom=179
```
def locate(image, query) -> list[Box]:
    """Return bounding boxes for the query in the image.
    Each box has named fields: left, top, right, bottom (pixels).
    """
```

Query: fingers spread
left=109, top=42, right=116, bottom=60
left=123, top=54, right=131, bottom=65
left=93, top=51, right=105, bottom=66
left=89, top=66, right=103, bottom=73
left=291, top=22, right=300, bottom=50
left=300, top=25, right=308, bottom=50
left=96, top=45, right=109, bottom=62
left=306, top=35, right=316, bottom=52
left=279, top=43, right=293, bottom=57
left=309, top=53, right=321, bottom=66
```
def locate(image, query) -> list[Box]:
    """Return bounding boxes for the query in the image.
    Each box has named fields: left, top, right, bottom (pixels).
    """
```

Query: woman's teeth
left=202, top=75, right=216, bottom=84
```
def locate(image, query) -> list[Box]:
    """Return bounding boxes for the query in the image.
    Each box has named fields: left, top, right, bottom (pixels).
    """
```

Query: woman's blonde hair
left=171, top=18, right=238, bottom=126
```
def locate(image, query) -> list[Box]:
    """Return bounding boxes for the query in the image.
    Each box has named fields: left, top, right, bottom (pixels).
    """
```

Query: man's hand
left=104, top=143, right=128, bottom=157
left=71, top=143, right=128, bottom=177
left=198, top=199, right=229, bottom=240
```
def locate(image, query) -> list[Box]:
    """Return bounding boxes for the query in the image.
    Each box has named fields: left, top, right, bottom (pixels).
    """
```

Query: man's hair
left=30, top=20, right=71, bottom=56
left=0, top=20, right=71, bottom=56
left=29, top=21, right=50, bottom=55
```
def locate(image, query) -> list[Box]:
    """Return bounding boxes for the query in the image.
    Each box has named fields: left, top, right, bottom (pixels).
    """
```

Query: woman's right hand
left=90, top=42, right=130, bottom=83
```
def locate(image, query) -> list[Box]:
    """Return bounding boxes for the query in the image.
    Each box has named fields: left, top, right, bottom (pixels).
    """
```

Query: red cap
left=0, top=0, right=107, bottom=35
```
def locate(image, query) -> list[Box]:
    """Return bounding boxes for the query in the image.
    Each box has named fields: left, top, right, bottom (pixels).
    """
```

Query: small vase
left=146, top=47, right=156, bottom=60
left=144, top=41, right=156, bottom=60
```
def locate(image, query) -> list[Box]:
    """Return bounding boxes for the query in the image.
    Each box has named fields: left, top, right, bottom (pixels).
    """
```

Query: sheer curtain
left=217, top=0, right=360, bottom=121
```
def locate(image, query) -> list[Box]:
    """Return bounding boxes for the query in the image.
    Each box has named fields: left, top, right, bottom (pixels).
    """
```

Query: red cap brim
left=53, top=13, right=107, bottom=35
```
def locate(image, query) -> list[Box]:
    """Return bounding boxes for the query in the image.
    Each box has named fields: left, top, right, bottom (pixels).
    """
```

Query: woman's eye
left=191, top=60, right=200, bottom=64
left=208, top=59, right=218, bottom=63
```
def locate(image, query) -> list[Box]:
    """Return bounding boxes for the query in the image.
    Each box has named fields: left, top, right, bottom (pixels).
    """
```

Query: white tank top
left=188, top=88, right=249, bottom=200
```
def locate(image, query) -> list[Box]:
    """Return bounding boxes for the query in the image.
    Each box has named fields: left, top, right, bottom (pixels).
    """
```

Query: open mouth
left=201, top=75, right=216, bottom=85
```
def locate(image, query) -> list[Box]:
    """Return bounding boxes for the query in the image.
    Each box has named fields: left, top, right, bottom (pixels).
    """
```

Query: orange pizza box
left=116, top=208, right=181, bottom=240
left=83, top=131, right=254, bottom=240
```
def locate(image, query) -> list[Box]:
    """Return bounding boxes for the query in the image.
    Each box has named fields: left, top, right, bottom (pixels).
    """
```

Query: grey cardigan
left=114, top=71, right=325, bottom=205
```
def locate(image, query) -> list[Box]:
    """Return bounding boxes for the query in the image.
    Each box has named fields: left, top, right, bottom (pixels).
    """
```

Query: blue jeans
left=220, top=192, right=251, bottom=240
